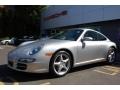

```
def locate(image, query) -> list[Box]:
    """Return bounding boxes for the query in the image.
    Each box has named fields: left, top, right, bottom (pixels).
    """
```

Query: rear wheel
left=49, top=51, right=72, bottom=77
left=107, top=47, right=116, bottom=64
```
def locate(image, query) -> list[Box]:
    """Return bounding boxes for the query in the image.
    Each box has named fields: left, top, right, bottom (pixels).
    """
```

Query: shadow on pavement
left=71, top=62, right=107, bottom=73
left=0, top=64, right=54, bottom=83
left=0, top=62, right=120, bottom=84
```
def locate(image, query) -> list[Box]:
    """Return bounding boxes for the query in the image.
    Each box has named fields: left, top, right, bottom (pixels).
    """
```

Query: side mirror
left=81, top=37, right=93, bottom=42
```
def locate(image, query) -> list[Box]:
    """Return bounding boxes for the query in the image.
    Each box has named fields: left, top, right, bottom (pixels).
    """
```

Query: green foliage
left=0, top=37, right=9, bottom=40
left=0, top=5, right=46, bottom=38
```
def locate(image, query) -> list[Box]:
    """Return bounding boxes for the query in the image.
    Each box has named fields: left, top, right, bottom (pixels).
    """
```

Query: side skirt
left=74, top=58, right=106, bottom=67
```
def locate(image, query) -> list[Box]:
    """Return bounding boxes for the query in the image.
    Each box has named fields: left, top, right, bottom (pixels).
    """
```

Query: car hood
left=9, top=39, right=72, bottom=57
left=19, top=38, right=71, bottom=47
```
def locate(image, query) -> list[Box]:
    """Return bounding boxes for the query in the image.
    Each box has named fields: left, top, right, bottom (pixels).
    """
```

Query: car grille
left=8, top=60, right=27, bottom=70
left=16, top=63, right=27, bottom=70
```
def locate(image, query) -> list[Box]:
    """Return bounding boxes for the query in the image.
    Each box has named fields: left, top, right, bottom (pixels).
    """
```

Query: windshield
left=51, top=29, right=83, bottom=41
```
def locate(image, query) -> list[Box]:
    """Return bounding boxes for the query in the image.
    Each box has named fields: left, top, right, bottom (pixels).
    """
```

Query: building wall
left=41, top=5, right=120, bottom=30
left=41, top=6, right=120, bottom=48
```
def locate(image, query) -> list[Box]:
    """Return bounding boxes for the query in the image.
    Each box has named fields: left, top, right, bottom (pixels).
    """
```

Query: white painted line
left=104, top=66, right=120, bottom=70
left=102, top=67, right=120, bottom=73
left=40, top=82, right=51, bottom=85
left=94, top=70, right=117, bottom=76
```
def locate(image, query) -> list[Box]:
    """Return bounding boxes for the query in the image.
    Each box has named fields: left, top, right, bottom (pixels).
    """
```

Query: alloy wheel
left=107, top=48, right=116, bottom=63
left=53, top=53, right=71, bottom=76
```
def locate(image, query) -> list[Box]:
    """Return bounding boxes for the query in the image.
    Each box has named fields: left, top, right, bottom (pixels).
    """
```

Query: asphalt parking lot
left=0, top=45, right=120, bottom=85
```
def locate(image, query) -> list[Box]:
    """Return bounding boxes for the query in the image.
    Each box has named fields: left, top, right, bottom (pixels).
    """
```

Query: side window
left=84, top=31, right=97, bottom=41
left=84, top=31, right=107, bottom=41
left=96, top=32, right=107, bottom=41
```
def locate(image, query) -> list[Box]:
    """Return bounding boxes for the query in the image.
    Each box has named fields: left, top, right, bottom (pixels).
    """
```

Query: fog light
left=18, top=58, right=36, bottom=63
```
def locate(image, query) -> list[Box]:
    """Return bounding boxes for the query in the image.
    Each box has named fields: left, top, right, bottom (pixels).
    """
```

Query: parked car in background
left=14, top=35, right=36, bottom=46
left=0, top=37, right=15, bottom=45
left=0, top=39, right=2, bottom=45
left=8, top=28, right=116, bottom=77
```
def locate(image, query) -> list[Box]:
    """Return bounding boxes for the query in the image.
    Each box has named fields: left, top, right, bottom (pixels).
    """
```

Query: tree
left=0, top=5, right=46, bottom=38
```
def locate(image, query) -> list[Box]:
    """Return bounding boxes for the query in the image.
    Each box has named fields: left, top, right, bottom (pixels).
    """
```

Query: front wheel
left=49, top=51, right=72, bottom=77
left=107, top=47, right=116, bottom=64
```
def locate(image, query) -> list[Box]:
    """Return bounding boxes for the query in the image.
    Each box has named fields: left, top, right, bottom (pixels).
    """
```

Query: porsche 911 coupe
left=8, top=28, right=116, bottom=77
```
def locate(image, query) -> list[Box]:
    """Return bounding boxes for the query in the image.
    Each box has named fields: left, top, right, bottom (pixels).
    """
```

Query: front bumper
left=8, top=60, right=48, bottom=73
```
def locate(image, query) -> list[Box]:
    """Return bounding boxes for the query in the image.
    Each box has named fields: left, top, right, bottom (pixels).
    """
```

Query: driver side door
left=76, top=31, right=104, bottom=64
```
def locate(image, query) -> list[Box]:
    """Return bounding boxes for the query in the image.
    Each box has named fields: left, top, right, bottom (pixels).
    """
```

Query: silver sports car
left=8, top=28, right=116, bottom=77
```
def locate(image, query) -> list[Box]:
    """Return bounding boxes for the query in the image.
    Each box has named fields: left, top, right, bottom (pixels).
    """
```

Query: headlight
left=28, top=47, right=41, bottom=55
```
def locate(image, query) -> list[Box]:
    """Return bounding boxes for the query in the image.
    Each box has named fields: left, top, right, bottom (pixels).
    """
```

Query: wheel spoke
left=108, top=55, right=112, bottom=59
left=108, top=55, right=111, bottom=58
left=60, top=54, right=63, bottom=61
left=108, top=50, right=115, bottom=62
left=54, top=62, right=61, bottom=66
left=111, top=52, right=114, bottom=55
left=63, top=65, right=68, bottom=71
left=58, top=66, right=63, bottom=73
left=53, top=52, right=71, bottom=76
left=62, top=58, right=69, bottom=63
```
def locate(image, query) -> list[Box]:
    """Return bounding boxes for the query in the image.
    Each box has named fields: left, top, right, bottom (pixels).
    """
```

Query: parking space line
left=94, top=69, right=118, bottom=76
left=93, top=65, right=120, bottom=76
left=103, top=66, right=120, bottom=70
left=102, top=67, right=120, bottom=73
left=40, top=82, right=51, bottom=85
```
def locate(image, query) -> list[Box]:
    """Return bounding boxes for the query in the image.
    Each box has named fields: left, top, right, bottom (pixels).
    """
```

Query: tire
left=49, top=51, right=72, bottom=77
left=106, top=47, right=116, bottom=64
left=5, top=41, right=9, bottom=45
